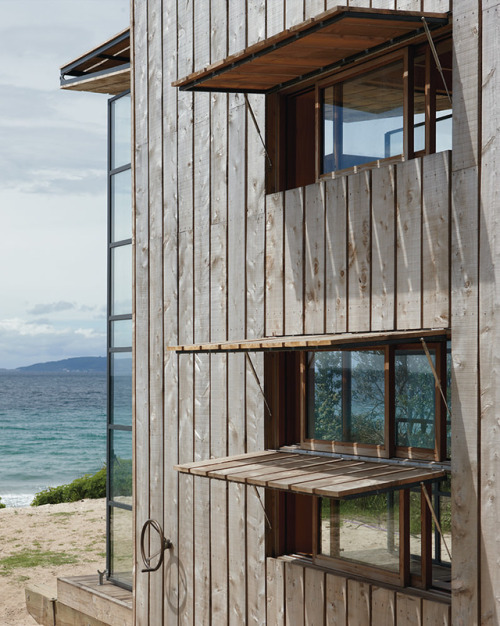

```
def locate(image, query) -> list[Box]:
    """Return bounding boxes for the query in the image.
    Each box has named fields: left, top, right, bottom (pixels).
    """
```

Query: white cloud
left=27, top=301, right=76, bottom=315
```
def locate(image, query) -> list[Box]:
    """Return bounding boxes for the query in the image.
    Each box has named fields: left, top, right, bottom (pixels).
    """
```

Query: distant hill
left=17, top=356, right=107, bottom=373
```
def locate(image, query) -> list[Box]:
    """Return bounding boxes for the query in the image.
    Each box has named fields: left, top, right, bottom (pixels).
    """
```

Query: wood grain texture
left=325, top=573, right=346, bottom=626
left=396, top=159, right=422, bottom=330
left=371, top=165, right=395, bottom=332
left=451, top=165, right=479, bottom=626
left=347, top=579, right=370, bottom=626
left=285, top=0, right=304, bottom=28
left=304, top=567, right=324, bottom=626
left=265, top=192, right=284, bottom=336
left=267, top=558, right=285, bottom=625
left=422, top=151, right=450, bottom=329
left=348, top=171, right=371, bottom=332
left=132, top=0, right=149, bottom=622
left=304, top=182, right=325, bottom=335
left=396, top=593, right=421, bottom=626
left=285, top=562, right=305, bottom=626
left=284, top=187, right=305, bottom=335
left=325, top=177, right=347, bottom=333
left=422, top=599, right=451, bottom=625
left=372, top=587, right=395, bottom=626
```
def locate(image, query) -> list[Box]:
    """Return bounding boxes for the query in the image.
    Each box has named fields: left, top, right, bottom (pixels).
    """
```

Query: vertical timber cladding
left=129, top=1, right=462, bottom=626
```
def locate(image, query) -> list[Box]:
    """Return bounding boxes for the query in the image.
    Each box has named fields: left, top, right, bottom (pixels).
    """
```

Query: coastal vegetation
left=30, top=458, right=132, bottom=506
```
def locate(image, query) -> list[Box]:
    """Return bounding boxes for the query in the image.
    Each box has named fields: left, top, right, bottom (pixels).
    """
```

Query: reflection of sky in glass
left=111, top=244, right=132, bottom=316
left=111, top=94, right=131, bottom=170
left=111, top=169, right=132, bottom=242
left=436, top=110, right=452, bottom=152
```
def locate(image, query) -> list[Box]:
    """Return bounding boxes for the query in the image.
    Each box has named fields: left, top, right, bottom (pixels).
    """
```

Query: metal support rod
left=244, top=94, right=273, bottom=168
left=420, top=482, right=452, bottom=561
left=245, top=352, right=272, bottom=418
left=420, top=338, right=451, bottom=418
left=253, top=484, right=272, bottom=529
left=421, top=18, right=452, bottom=105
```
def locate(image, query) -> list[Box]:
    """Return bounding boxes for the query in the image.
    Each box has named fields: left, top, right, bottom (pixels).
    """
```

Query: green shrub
left=31, top=466, right=107, bottom=507
left=0, top=497, right=5, bottom=510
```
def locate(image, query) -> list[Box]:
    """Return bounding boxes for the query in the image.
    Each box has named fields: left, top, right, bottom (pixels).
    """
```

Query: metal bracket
left=140, top=519, right=172, bottom=573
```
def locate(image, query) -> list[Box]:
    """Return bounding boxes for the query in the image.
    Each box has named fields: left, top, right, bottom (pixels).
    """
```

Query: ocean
left=0, top=372, right=107, bottom=507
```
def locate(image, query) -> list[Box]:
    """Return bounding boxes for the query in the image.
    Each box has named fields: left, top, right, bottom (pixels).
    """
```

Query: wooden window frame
left=267, top=33, right=452, bottom=193
left=302, top=341, right=448, bottom=463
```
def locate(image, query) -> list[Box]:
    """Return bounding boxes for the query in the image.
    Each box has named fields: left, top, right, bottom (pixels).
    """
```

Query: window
left=268, top=35, right=452, bottom=192
left=266, top=338, right=451, bottom=591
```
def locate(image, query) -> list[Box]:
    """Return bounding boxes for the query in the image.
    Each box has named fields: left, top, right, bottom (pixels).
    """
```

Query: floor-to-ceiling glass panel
left=111, top=319, right=132, bottom=348
left=110, top=352, right=132, bottom=426
left=109, top=506, right=133, bottom=587
left=111, top=94, right=131, bottom=170
left=109, top=429, right=132, bottom=504
left=111, top=244, right=132, bottom=316
left=111, top=169, right=132, bottom=242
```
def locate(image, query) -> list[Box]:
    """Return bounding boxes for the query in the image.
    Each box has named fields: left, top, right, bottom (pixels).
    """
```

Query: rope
left=421, top=18, right=452, bottom=106
left=253, top=484, right=272, bottom=529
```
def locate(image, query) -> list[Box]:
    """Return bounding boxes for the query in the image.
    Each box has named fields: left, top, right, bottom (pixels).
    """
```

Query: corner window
left=268, top=35, right=452, bottom=192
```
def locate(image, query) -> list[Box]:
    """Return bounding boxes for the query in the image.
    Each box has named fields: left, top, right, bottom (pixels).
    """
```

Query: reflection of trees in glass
left=395, top=351, right=435, bottom=449
left=311, top=350, right=385, bottom=444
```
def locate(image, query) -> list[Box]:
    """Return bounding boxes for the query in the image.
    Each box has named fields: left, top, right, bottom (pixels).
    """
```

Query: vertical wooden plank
left=396, top=159, right=422, bottom=330
left=267, top=558, right=285, bottom=626
left=285, top=562, right=305, bottom=626
left=284, top=187, right=304, bottom=336
left=228, top=94, right=246, bottom=341
left=325, top=573, right=346, bottom=626
left=371, top=165, right=395, bottom=332
left=325, top=177, right=347, bottom=333
left=247, top=0, right=266, bottom=46
left=285, top=0, right=304, bottom=28
left=267, top=1, right=284, bottom=37
left=246, top=94, right=266, bottom=341
left=348, top=0, right=370, bottom=7
left=210, top=355, right=228, bottom=623
left=451, top=166, right=479, bottom=626
left=228, top=354, right=246, bottom=625
left=396, top=593, right=421, bottom=626
left=304, top=182, right=325, bottom=335
left=194, top=0, right=210, bottom=71
left=369, top=0, right=396, bottom=9
left=163, top=0, right=179, bottom=620
left=194, top=355, right=210, bottom=625
left=348, top=171, right=371, bottom=332
left=452, top=2, right=480, bottom=172
left=305, top=0, right=325, bottom=19
left=266, top=192, right=284, bottom=336
left=395, top=0, right=421, bottom=10
left=147, top=1, right=164, bottom=624
left=347, top=579, right=370, bottom=626
left=422, top=151, right=450, bottom=329
left=422, top=600, right=451, bottom=625
left=228, top=0, right=246, bottom=55
left=422, top=0, right=450, bottom=11
left=480, top=6, right=500, bottom=625
left=132, top=0, right=149, bottom=623
left=304, top=567, right=324, bottom=626
left=371, top=587, right=395, bottom=626
left=178, top=354, right=194, bottom=626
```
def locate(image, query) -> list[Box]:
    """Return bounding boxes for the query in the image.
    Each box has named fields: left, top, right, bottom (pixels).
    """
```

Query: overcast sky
left=0, top=0, right=130, bottom=368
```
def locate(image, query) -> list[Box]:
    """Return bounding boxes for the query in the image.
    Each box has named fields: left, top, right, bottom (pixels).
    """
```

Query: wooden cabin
left=29, top=1, right=500, bottom=625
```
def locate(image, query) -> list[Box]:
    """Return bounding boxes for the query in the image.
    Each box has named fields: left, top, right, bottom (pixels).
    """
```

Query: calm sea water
left=0, top=372, right=107, bottom=507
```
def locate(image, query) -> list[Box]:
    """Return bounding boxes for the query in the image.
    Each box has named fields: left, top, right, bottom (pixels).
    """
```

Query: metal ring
left=140, top=519, right=172, bottom=573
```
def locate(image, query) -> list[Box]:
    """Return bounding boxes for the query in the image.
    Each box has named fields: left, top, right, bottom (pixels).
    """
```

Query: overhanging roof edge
left=172, top=7, right=450, bottom=93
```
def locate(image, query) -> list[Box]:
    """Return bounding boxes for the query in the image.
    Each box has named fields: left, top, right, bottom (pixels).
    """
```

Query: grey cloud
left=27, top=301, right=76, bottom=315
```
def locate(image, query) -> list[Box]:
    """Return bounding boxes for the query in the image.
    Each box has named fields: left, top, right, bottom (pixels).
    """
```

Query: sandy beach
left=0, top=498, right=106, bottom=626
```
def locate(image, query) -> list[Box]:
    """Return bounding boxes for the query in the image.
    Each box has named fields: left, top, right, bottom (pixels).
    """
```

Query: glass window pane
left=409, top=489, right=422, bottom=577
left=111, top=319, right=132, bottom=348
left=111, top=169, right=132, bottom=242
left=110, top=429, right=132, bottom=502
left=109, top=505, right=133, bottom=587
left=110, top=352, right=132, bottom=426
left=322, top=60, right=404, bottom=174
left=111, top=94, right=131, bottom=170
left=308, top=350, right=385, bottom=445
left=414, top=53, right=426, bottom=153
left=111, top=244, right=132, bottom=316
left=319, top=494, right=400, bottom=572
left=395, top=349, right=436, bottom=449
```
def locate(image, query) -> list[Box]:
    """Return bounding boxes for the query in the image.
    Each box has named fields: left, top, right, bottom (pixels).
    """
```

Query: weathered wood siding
left=129, top=0, right=500, bottom=624
left=267, top=558, right=451, bottom=626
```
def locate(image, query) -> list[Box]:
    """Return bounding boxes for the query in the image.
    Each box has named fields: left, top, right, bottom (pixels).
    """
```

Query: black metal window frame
left=106, top=89, right=132, bottom=591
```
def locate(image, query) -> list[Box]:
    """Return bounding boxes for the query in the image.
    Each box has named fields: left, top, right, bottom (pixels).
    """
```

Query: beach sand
left=0, top=498, right=106, bottom=626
